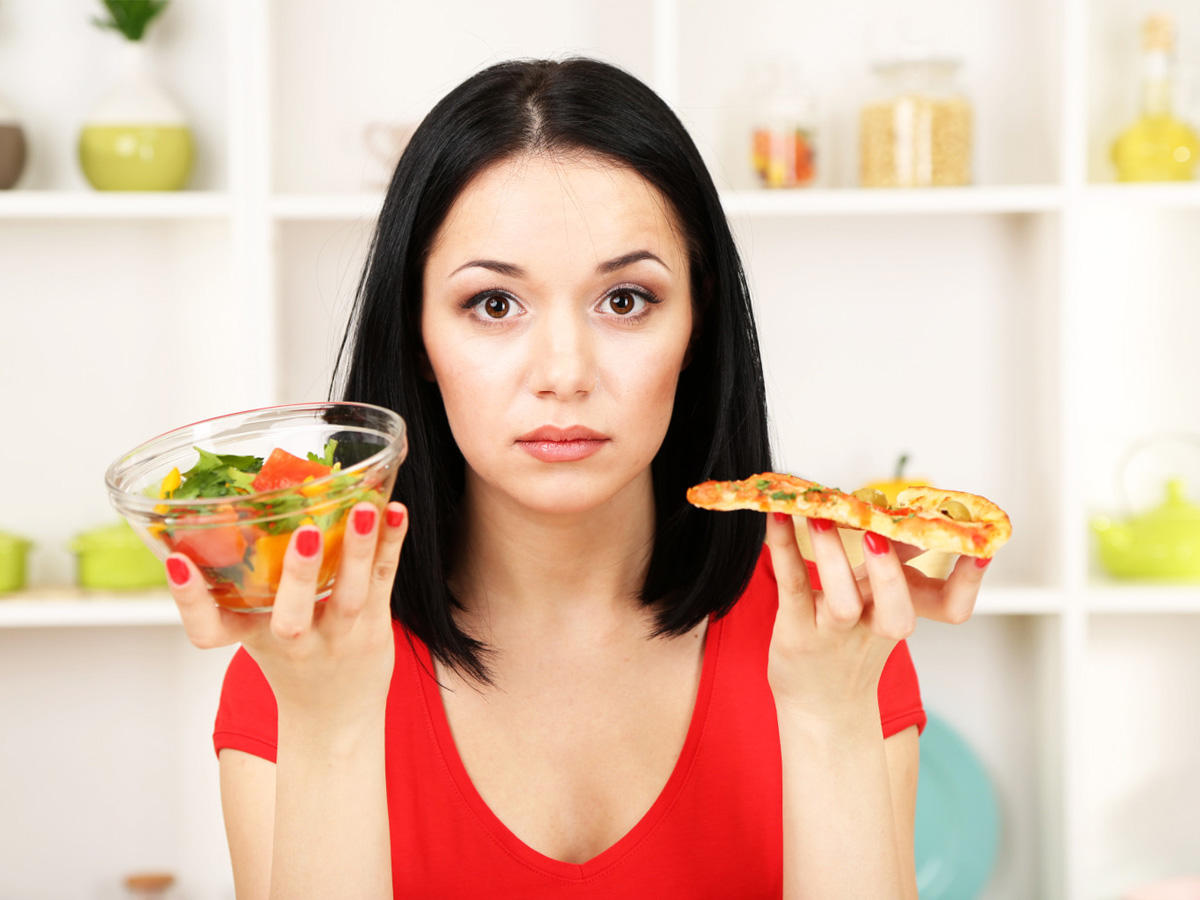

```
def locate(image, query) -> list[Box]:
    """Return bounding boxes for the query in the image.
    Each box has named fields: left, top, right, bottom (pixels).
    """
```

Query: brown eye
left=484, top=295, right=509, bottom=318
left=608, top=290, right=636, bottom=315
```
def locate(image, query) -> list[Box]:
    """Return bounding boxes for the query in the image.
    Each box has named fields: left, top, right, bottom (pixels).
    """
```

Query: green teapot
left=1091, top=477, right=1200, bottom=580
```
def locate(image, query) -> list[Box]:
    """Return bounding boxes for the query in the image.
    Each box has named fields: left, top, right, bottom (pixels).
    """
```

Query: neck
left=1142, top=49, right=1172, bottom=116
left=451, top=467, right=658, bottom=640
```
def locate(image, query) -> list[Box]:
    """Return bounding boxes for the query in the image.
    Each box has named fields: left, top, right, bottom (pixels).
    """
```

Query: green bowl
left=78, top=123, right=194, bottom=191
left=70, top=520, right=166, bottom=590
left=0, top=532, right=32, bottom=594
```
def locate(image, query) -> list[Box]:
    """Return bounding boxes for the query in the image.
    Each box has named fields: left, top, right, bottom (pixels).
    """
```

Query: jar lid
left=0, top=532, right=32, bottom=552
left=871, top=56, right=963, bottom=74
left=70, top=519, right=146, bottom=553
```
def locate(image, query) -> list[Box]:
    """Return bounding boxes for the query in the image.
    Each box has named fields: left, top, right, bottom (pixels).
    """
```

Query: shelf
left=0, top=191, right=231, bottom=220
left=977, top=586, right=1066, bottom=615
left=271, top=192, right=385, bottom=220
left=0, top=589, right=178, bottom=627
left=19, top=184, right=1199, bottom=224
left=1085, top=583, right=1200, bottom=614
left=0, top=585, right=1068, bottom=627
left=720, top=185, right=1065, bottom=216
left=270, top=185, right=1065, bottom=222
left=1082, top=183, right=1200, bottom=208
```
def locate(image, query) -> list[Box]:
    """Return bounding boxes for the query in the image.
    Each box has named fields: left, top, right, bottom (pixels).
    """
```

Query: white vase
left=78, top=40, right=195, bottom=191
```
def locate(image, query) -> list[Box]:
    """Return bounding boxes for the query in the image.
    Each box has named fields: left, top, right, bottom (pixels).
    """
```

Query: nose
left=527, top=303, right=596, bottom=398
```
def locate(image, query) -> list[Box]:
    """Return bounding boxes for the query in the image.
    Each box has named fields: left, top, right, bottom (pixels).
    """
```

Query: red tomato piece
left=251, top=448, right=333, bottom=493
left=165, top=510, right=248, bottom=569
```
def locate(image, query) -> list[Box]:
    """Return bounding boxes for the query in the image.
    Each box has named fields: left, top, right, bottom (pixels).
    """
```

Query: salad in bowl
left=106, top=402, right=406, bottom=612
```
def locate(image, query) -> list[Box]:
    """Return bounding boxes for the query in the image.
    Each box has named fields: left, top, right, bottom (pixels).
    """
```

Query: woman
left=168, top=57, right=992, bottom=898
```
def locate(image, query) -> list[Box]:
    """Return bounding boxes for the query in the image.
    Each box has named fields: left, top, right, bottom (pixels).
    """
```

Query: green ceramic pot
left=70, top=520, right=166, bottom=590
left=0, top=532, right=32, bottom=594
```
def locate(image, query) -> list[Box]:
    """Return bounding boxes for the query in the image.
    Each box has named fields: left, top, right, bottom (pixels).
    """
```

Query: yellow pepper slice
left=158, top=467, right=182, bottom=499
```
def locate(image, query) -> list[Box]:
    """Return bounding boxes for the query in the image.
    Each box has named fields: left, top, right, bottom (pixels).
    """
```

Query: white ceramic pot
left=78, top=41, right=195, bottom=191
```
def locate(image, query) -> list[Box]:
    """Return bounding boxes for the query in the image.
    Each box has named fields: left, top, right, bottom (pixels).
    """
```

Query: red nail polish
left=864, top=531, right=889, bottom=555
left=353, top=506, right=376, bottom=535
left=975, top=557, right=992, bottom=569
left=166, top=557, right=189, bottom=586
left=810, top=517, right=833, bottom=532
left=296, top=528, right=321, bottom=558
left=804, top=558, right=823, bottom=591
left=386, top=506, right=405, bottom=528
left=773, top=512, right=790, bottom=523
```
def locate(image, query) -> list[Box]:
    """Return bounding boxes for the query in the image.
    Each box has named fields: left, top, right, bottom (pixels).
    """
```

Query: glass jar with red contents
left=748, top=60, right=818, bottom=189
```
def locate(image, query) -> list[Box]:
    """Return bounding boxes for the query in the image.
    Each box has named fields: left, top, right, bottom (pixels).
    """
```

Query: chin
left=510, top=471, right=630, bottom=517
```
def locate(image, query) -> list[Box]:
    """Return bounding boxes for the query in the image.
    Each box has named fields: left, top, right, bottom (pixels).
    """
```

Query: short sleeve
left=212, top=646, right=279, bottom=763
left=878, top=639, right=927, bottom=738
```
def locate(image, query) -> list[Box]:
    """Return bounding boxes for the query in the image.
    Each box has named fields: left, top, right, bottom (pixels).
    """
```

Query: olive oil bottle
left=1111, top=13, right=1199, bottom=182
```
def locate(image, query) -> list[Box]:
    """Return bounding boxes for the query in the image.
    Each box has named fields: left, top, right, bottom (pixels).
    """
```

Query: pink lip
left=517, top=440, right=607, bottom=462
left=516, top=425, right=609, bottom=442
left=515, top=425, right=610, bottom=463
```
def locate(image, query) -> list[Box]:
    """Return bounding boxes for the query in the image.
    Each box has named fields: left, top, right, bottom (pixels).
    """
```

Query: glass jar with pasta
left=859, top=56, right=972, bottom=187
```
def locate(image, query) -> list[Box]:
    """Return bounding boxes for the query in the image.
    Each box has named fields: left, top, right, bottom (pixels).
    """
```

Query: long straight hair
left=332, top=57, right=772, bottom=683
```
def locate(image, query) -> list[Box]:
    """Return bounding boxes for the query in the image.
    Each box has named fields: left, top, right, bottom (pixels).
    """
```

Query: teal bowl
left=915, top=711, right=1000, bottom=899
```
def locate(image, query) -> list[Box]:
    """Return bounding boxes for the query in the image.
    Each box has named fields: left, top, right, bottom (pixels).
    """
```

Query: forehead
left=426, top=152, right=687, bottom=277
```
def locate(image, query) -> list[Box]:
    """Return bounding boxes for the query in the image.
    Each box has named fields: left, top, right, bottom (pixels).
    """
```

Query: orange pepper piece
left=245, top=531, right=293, bottom=594
left=316, top=516, right=348, bottom=588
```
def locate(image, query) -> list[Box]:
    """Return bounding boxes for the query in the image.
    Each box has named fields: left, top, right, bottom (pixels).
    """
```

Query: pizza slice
left=686, top=472, right=1011, bottom=559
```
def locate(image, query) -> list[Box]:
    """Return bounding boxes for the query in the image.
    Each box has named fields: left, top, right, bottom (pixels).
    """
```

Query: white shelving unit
left=2, top=0, right=1199, bottom=897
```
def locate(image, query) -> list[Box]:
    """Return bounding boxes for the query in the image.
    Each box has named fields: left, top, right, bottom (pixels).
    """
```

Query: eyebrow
left=449, top=249, right=670, bottom=280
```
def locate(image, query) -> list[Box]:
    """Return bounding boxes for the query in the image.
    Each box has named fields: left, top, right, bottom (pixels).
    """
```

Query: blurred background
left=2, top=0, right=1199, bottom=897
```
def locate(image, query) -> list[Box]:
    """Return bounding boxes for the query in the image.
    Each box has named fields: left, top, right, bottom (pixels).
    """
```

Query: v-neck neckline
left=412, top=611, right=724, bottom=882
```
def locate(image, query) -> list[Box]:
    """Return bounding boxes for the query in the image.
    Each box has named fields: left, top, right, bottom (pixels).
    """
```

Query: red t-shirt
left=213, top=544, right=926, bottom=897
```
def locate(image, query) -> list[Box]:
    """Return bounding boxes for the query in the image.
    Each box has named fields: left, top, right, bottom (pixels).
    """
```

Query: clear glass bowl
left=106, top=402, right=407, bottom=612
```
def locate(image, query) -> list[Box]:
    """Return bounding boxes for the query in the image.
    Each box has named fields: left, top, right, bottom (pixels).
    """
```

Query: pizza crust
left=686, top=472, right=1011, bottom=558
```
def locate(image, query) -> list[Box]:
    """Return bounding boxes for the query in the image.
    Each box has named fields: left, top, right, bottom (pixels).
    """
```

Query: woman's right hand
left=163, top=500, right=409, bottom=728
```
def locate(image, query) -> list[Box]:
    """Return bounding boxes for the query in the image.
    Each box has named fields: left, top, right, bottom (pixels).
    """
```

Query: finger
left=915, top=553, right=991, bottom=625
left=850, top=537, right=925, bottom=579
left=365, top=502, right=409, bottom=608
left=165, top=553, right=258, bottom=649
left=764, top=512, right=816, bottom=628
left=806, top=517, right=863, bottom=630
left=859, top=532, right=917, bottom=639
left=323, top=502, right=383, bottom=637
left=892, top=541, right=928, bottom=564
left=270, top=525, right=323, bottom=641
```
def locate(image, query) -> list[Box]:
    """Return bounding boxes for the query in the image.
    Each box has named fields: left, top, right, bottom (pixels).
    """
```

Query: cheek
left=604, top=334, right=688, bottom=431
left=428, top=346, right=507, bottom=435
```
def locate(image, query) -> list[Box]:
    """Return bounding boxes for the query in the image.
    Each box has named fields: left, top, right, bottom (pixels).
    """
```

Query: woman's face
left=421, top=152, right=695, bottom=515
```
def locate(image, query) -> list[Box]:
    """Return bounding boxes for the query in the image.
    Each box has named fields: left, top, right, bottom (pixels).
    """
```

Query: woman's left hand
left=764, top=512, right=993, bottom=721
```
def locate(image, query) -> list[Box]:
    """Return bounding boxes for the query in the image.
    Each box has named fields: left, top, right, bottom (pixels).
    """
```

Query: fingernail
left=804, top=558, right=823, bottom=591
left=353, top=506, right=376, bottom=535
left=810, top=517, right=833, bottom=532
left=772, top=512, right=790, bottom=524
left=166, top=557, right=189, bottom=586
left=296, top=527, right=321, bottom=558
left=975, top=557, right=992, bottom=569
left=864, top=531, right=889, bottom=555
left=386, top=506, right=405, bottom=528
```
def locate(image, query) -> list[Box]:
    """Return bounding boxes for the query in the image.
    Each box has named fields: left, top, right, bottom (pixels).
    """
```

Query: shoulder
left=213, top=618, right=422, bottom=763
